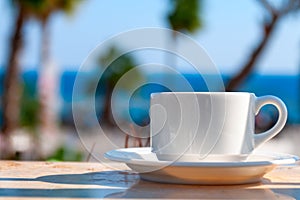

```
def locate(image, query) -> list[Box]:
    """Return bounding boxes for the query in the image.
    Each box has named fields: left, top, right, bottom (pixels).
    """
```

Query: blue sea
left=1, top=70, right=299, bottom=125
left=61, top=71, right=300, bottom=124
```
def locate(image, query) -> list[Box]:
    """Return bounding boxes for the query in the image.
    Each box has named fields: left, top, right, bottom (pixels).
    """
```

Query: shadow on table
left=0, top=171, right=298, bottom=199
left=105, top=179, right=297, bottom=199
left=0, top=171, right=138, bottom=198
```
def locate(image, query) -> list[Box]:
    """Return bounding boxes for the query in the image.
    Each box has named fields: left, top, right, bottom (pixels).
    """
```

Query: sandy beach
left=9, top=123, right=299, bottom=162
left=71, top=124, right=300, bottom=163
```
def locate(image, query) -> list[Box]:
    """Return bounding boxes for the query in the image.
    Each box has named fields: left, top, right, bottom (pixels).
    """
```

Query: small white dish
left=104, top=147, right=298, bottom=185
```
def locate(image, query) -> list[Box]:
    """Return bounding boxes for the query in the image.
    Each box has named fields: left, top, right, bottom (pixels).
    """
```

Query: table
left=0, top=161, right=299, bottom=199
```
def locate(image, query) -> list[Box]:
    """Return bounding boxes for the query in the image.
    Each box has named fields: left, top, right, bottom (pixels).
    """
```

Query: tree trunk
left=226, top=15, right=279, bottom=91
left=38, top=20, right=52, bottom=132
left=164, top=32, right=177, bottom=89
left=40, top=20, right=50, bottom=65
left=2, top=6, right=26, bottom=135
left=101, top=83, right=114, bottom=126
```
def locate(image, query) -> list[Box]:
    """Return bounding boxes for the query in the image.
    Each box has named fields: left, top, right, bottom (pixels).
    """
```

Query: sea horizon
left=0, top=69, right=299, bottom=124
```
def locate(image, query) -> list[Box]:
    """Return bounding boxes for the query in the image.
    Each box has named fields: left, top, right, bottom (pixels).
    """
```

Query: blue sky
left=0, top=0, right=300, bottom=74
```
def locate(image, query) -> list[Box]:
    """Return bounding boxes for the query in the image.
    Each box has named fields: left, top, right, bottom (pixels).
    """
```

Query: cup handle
left=254, top=95, right=288, bottom=148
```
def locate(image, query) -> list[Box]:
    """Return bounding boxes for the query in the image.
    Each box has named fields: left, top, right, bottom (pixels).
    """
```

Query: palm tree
left=1, top=0, right=81, bottom=158
left=2, top=0, right=36, bottom=138
left=226, top=0, right=300, bottom=91
left=1, top=0, right=47, bottom=158
left=97, top=46, right=141, bottom=125
left=167, top=0, right=202, bottom=36
left=23, top=0, right=81, bottom=65
left=166, top=0, right=202, bottom=69
left=26, top=0, right=81, bottom=134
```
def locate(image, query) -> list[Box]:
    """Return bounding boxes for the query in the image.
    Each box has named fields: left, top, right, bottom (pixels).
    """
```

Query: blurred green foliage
left=46, top=146, right=83, bottom=162
left=167, top=0, right=202, bottom=34
left=99, top=45, right=143, bottom=90
left=20, top=82, right=39, bottom=130
left=85, top=45, right=144, bottom=124
left=13, top=0, right=82, bottom=22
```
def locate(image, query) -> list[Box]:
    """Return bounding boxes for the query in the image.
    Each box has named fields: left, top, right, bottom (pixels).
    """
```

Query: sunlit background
left=0, top=0, right=299, bottom=161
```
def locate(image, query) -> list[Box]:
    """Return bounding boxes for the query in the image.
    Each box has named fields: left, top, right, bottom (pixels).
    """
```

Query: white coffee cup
left=150, top=92, right=287, bottom=161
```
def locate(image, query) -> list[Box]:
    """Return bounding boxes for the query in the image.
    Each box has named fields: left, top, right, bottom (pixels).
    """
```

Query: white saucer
left=104, top=147, right=298, bottom=185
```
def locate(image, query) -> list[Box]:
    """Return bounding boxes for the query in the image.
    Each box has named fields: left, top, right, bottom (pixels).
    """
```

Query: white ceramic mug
left=150, top=92, right=287, bottom=161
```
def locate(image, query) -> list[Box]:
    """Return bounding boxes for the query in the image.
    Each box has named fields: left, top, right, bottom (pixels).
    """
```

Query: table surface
left=0, top=161, right=299, bottom=199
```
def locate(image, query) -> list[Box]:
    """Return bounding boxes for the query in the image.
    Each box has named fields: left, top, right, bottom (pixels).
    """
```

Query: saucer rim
left=104, top=147, right=299, bottom=167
